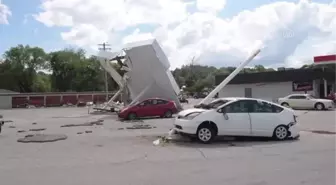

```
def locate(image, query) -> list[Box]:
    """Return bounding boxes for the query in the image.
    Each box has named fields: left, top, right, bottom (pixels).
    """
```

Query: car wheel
left=315, top=103, right=324, bottom=110
left=281, top=102, right=290, bottom=108
left=164, top=110, right=173, bottom=118
left=197, top=126, right=215, bottom=144
left=127, top=112, right=137, bottom=120
left=273, top=125, right=289, bottom=140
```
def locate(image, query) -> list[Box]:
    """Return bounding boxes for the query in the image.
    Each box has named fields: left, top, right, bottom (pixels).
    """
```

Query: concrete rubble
left=17, top=134, right=68, bottom=143
left=60, top=120, right=104, bottom=127
left=153, top=129, right=177, bottom=146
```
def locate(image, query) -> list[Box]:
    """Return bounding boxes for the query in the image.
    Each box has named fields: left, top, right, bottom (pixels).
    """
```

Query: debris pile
left=153, top=129, right=177, bottom=146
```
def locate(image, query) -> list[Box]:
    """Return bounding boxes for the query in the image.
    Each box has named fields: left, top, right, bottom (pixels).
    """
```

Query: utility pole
left=98, top=42, right=111, bottom=101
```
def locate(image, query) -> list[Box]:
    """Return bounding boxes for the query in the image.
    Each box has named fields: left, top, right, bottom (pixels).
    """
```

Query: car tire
left=164, top=110, right=173, bottom=118
left=281, top=102, right=290, bottom=108
left=197, top=126, right=215, bottom=144
left=273, top=125, right=289, bottom=140
left=127, top=112, right=137, bottom=120
left=315, top=103, right=324, bottom=111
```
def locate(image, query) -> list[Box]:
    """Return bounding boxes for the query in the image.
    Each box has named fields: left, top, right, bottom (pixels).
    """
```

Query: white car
left=278, top=94, right=334, bottom=110
left=174, top=97, right=299, bottom=143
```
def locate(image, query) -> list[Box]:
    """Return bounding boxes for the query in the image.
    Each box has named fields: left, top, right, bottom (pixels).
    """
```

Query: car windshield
left=208, top=100, right=231, bottom=108
left=307, top=95, right=316, bottom=99
left=195, top=99, right=232, bottom=109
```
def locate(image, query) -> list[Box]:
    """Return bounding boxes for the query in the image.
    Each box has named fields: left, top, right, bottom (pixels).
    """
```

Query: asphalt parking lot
left=0, top=102, right=335, bottom=185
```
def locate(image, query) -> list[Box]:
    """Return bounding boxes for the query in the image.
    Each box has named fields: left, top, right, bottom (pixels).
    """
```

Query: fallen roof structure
left=197, top=48, right=262, bottom=106
left=95, top=39, right=182, bottom=111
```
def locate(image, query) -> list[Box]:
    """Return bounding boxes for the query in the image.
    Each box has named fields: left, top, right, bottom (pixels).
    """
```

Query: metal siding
left=0, top=96, right=12, bottom=109
left=46, top=96, right=61, bottom=107
left=62, top=95, right=78, bottom=105
left=12, top=97, right=28, bottom=108
left=78, top=95, right=93, bottom=102
left=124, top=43, right=181, bottom=109
left=215, top=68, right=335, bottom=85
left=29, top=96, right=45, bottom=107
left=93, top=95, right=106, bottom=104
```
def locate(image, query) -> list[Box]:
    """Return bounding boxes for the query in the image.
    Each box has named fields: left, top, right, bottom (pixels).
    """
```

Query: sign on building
left=292, top=81, right=313, bottom=91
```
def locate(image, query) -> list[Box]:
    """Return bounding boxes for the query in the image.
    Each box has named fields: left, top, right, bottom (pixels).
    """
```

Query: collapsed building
left=95, top=39, right=182, bottom=111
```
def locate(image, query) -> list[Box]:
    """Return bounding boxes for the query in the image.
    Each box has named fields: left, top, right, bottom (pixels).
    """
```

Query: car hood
left=178, top=108, right=207, bottom=117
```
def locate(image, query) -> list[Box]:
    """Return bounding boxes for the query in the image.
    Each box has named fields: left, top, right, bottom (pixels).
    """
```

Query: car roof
left=287, top=94, right=309, bottom=97
left=144, top=98, right=168, bottom=101
left=211, top=97, right=273, bottom=102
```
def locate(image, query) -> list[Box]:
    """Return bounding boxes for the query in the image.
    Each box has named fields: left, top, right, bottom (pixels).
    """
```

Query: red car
left=118, top=98, right=178, bottom=120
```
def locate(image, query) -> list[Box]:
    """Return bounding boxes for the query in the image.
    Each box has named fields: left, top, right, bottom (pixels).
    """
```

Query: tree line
left=0, top=44, right=323, bottom=93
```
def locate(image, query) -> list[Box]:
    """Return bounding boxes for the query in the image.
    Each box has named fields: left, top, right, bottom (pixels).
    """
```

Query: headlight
left=183, top=112, right=202, bottom=120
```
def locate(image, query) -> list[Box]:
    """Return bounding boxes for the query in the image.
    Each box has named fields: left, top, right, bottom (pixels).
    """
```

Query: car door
left=302, top=95, right=316, bottom=109
left=215, top=100, right=252, bottom=136
left=248, top=100, right=284, bottom=137
left=155, top=99, right=170, bottom=115
left=149, top=99, right=165, bottom=116
left=288, top=95, right=306, bottom=108
left=136, top=100, right=153, bottom=117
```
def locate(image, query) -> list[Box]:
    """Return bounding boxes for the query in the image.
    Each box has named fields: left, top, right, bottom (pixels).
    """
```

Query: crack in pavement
left=108, top=154, right=148, bottom=165
left=196, top=148, right=207, bottom=159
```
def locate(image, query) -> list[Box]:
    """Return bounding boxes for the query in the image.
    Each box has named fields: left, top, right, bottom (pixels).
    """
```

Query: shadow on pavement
left=169, top=136, right=299, bottom=148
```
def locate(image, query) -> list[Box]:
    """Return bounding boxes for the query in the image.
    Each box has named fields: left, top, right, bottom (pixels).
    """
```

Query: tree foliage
left=1, top=44, right=332, bottom=93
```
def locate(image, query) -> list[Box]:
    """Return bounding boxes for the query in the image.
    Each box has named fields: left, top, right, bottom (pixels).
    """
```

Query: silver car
left=278, top=94, right=334, bottom=110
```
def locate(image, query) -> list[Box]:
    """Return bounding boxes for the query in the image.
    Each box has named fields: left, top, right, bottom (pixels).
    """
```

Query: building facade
left=215, top=68, right=335, bottom=102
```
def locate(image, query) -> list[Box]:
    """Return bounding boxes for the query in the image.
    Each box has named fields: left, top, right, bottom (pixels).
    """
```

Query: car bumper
left=173, top=118, right=199, bottom=135
left=288, top=124, right=300, bottom=138
left=327, top=104, right=335, bottom=109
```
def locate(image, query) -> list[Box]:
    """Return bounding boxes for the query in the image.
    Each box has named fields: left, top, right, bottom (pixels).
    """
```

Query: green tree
left=1, top=45, right=48, bottom=92
left=48, top=49, right=106, bottom=92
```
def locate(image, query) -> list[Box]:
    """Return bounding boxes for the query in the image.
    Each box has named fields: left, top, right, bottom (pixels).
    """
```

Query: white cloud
left=122, top=29, right=154, bottom=45
left=0, top=0, right=11, bottom=24
left=196, top=0, right=227, bottom=13
left=35, top=0, right=336, bottom=69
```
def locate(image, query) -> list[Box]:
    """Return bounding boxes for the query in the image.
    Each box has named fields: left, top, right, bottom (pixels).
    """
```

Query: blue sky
left=0, top=0, right=295, bottom=52
left=0, top=0, right=68, bottom=54
left=0, top=0, right=334, bottom=68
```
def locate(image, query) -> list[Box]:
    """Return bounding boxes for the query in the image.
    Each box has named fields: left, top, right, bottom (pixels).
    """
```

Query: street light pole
left=98, top=42, right=111, bottom=101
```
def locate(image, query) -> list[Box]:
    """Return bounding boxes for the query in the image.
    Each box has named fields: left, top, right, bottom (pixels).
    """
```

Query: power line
left=98, top=42, right=111, bottom=51
left=98, top=42, right=111, bottom=101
